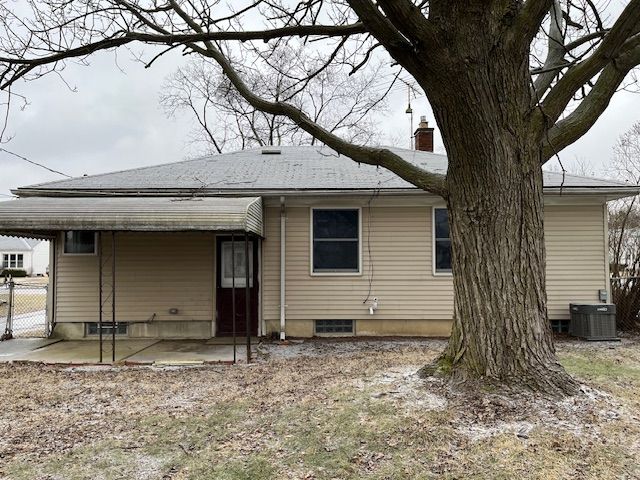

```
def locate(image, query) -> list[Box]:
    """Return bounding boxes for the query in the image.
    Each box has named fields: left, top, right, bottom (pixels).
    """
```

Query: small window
left=312, top=208, right=360, bottom=273
left=64, top=231, right=96, bottom=254
left=220, top=240, right=254, bottom=288
left=315, top=319, right=354, bottom=334
left=434, top=208, right=452, bottom=274
left=86, top=322, right=128, bottom=335
left=3, top=253, right=24, bottom=269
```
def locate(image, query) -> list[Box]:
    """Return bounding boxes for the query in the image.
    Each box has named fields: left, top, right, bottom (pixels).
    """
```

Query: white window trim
left=2, top=253, right=24, bottom=269
left=432, top=206, right=453, bottom=277
left=309, top=206, right=362, bottom=277
left=62, top=231, right=98, bottom=256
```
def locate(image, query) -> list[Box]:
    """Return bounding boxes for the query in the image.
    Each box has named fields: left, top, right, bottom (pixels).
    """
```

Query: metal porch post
left=98, top=232, right=103, bottom=363
left=111, top=231, right=116, bottom=363
left=231, top=232, right=236, bottom=364
left=245, top=232, right=251, bottom=363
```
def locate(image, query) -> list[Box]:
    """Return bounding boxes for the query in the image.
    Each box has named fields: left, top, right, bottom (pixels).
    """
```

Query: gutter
left=280, top=196, right=286, bottom=341
left=11, top=185, right=640, bottom=198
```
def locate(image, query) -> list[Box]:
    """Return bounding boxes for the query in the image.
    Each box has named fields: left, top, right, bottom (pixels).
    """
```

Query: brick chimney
left=414, top=116, right=434, bottom=152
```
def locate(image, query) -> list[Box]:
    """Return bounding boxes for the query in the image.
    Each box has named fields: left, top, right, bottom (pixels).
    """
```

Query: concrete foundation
left=264, top=319, right=453, bottom=338
left=51, top=321, right=213, bottom=340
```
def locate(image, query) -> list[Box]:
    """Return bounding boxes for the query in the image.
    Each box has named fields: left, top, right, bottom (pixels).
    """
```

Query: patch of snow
left=357, top=365, right=448, bottom=411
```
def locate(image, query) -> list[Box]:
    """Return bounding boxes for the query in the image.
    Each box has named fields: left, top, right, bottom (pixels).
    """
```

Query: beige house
left=0, top=134, right=635, bottom=340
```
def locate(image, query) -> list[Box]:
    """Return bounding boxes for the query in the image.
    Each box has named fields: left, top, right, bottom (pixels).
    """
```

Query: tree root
left=419, top=354, right=581, bottom=398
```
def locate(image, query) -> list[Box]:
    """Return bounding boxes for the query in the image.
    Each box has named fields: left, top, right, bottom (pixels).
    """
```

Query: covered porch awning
left=0, top=196, right=264, bottom=237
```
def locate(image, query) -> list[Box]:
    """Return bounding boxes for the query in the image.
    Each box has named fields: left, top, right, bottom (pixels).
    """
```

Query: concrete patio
left=0, top=338, right=257, bottom=365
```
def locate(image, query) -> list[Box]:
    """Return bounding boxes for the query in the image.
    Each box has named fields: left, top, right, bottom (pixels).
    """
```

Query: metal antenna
left=405, top=84, right=413, bottom=149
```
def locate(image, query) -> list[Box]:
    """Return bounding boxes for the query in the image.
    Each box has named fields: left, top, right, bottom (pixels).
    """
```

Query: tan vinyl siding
left=55, top=232, right=215, bottom=325
left=545, top=204, right=606, bottom=319
left=262, top=199, right=608, bottom=335
left=53, top=197, right=607, bottom=338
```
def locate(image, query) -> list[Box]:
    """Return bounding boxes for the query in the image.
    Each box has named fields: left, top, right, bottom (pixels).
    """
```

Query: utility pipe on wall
left=280, top=196, right=286, bottom=341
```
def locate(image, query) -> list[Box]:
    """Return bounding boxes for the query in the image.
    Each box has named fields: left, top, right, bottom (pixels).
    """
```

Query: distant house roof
left=14, top=145, right=636, bottom=196
left=0, top=235, right=41, bottom=251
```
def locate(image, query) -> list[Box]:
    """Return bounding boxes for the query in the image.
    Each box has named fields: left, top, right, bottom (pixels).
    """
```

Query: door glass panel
left=221, top=241, right=253, bottom=288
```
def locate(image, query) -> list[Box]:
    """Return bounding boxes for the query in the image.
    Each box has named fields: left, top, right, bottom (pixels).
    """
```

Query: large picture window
left=64, top=231, right=97, bottom=255
left=433, top=208, right=452, bottom=274
left=312, top=208, right=360, bottom=274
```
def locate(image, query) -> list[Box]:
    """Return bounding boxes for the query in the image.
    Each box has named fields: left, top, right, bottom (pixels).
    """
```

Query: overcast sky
left=1, top=48, right=639, bottom=198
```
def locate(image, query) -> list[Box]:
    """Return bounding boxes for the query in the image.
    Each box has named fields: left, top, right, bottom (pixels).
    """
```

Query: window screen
left=315, top=319, right=354, bottom=334
left=312, top=209, right=359, bottom=273
left=434, top=208, right=452, bottom=273
left=64, top=231, right=96, bottom=254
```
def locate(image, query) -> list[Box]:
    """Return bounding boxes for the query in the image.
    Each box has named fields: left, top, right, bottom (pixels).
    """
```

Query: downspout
left=280, top=196, right=286, bottom=340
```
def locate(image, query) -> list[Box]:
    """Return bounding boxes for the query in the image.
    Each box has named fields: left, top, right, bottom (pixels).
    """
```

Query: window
left=2, top=253, right=24, bottom=269
left=64, top=231, right=96, bottom=254
left=86, top=322, right=128, bottom=336
left=312, top=208, right=360, bottom=274
left=220, top=240, right=253, bottom=288
left=433, top=208, right=452, bottom=274
left=315, top=319, right=354, bottom=334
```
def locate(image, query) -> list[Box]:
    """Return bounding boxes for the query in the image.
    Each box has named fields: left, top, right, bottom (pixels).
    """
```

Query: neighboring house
left=0, top=124, right=636, bottom=339
left=0, top=235, right=49, bottom=276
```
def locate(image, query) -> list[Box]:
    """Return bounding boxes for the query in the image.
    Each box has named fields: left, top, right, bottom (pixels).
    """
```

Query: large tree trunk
left=419, top=6, right=580, bottom=395
left=440, top=143, right=579, bottom=396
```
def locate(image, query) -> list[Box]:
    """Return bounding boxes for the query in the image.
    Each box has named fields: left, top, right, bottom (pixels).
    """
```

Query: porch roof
left=0, top=196, right=263, bottom=237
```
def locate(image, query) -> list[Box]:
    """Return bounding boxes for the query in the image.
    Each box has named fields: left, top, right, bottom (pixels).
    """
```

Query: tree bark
left=439, top=146, right=579, bottom=396
left=418, top=6, right=580, bottom=395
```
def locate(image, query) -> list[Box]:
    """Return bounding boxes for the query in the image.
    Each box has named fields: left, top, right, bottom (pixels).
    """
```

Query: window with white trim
left=434, top=208, right=452, bottom=273
left=64, top=231, right=97, bottom=254
left=312, top=208, right=360, bottom=273
left=2, top=253, right=23, bottom=268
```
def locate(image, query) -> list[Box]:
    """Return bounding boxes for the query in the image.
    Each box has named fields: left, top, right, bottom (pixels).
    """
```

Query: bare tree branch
left=539, top=0, right=640, bottom=125
left=543, top=38, right=640, bottom=160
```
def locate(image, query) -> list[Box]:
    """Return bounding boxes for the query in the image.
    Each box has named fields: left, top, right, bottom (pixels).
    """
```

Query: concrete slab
left=11, top=340, right=158, bottom=364
left=206, top=337, right=260, bottom=345
left=0, top=338, right=61, bottom=361
left=125, top=340, right=256, bottom=364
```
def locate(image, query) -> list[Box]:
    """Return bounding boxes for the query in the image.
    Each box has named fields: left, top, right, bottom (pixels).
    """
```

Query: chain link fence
left=1, top=281, right=50, bottom=339
left=610, top=277, right=640, bottom=332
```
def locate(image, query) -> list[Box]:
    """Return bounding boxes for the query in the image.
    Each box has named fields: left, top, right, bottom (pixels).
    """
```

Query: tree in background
left=609, top=122, right=640, bottom=332
left=160, top=44, right=391, bottom=154
left=2, top=0, right=640, bottom=395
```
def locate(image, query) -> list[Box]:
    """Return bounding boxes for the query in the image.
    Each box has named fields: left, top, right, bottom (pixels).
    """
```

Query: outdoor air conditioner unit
left=569, top=303, right=618, bottom=341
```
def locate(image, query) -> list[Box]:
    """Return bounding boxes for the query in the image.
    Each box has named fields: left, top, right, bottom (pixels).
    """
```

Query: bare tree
left=609, top=122, right=640, bottom=332
left=2, top=0, right=640, bottom=394
left=160, top=44, right=390, bottom=153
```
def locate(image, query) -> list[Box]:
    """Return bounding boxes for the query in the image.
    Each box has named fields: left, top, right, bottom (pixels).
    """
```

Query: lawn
left=0, top=338, right=639, bottom=479
left=0, top=293, right=47, bottom=318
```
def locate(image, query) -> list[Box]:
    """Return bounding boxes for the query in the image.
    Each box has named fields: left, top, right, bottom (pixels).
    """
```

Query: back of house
left=0, top=135, right=635, bottom=340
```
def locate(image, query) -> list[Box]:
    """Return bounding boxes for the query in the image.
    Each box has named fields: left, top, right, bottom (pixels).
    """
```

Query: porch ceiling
left=0, top=196, right=263, bottom=236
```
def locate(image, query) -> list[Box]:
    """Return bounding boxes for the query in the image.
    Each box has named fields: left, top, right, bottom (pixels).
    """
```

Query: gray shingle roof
left=0, top=235, right=40, bottom=251
left=18, top=145, right=633, bottom=193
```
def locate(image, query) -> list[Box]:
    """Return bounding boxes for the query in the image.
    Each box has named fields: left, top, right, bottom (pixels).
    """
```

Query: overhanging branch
left=194, top=42, right=447, bottom=197
left=539, top=0, right=640, bottom=125
left=542, top=40, right=640, bottom=161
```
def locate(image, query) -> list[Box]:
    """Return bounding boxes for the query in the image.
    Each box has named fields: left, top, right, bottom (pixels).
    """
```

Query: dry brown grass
left=0, top=338, right=638, bottom=479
